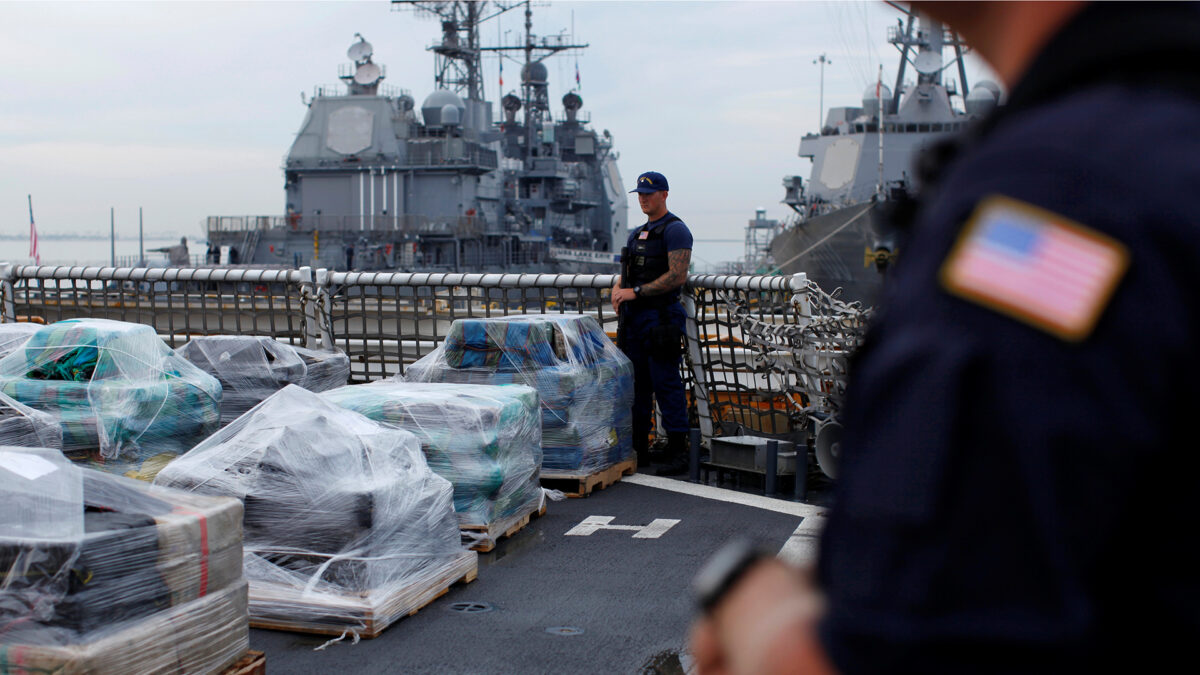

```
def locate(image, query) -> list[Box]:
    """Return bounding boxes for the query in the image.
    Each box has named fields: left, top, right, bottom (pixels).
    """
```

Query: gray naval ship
left=205, top=1, right=626, bottom=274
left=769, top=8, right=1001, bottom=305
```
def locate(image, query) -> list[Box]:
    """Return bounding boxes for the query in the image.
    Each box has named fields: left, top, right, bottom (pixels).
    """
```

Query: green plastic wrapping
left=323, top=382, right=542, bottom=526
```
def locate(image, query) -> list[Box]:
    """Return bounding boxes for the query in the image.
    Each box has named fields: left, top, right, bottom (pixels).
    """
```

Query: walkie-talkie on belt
left=617, top=245, right=631, bottom=348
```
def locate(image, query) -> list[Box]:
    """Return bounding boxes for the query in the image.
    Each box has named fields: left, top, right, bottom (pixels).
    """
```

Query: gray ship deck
left=248, top=474, right=827, bottom=673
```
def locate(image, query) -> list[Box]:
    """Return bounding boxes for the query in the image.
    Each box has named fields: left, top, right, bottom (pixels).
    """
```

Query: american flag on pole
left=940, top=196, right=1129, bottom=342
left=27, top=194, right=39, bottom=265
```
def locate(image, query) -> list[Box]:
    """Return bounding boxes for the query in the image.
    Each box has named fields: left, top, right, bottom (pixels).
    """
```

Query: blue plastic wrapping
left=404, top=314, right=634, bottom=473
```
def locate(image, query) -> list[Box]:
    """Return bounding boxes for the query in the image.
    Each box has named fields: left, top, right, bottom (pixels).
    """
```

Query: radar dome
left=965, top=85, right=998, bottom=117
left=441, top=104, right=461, bottom=127
left=975, top=80, right=1002, bottom=99
left=421, top=89, right=465, bottom=128
left=861, top=83, right=892, bottom=117
left=522, top=62, right=548, bottom=85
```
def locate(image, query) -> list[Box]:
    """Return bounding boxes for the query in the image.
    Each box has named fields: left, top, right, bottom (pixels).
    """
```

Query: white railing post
left=0, top=263, right=15, bottom=322
left=300, top=266, right=332, bottom=350
left=681, top=292, right=713, bottom=448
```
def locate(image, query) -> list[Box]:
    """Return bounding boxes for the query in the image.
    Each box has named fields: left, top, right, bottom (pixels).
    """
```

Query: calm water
left=2, top=237, right=745, bottom=272
left=2, top=236, right=202, bottom=268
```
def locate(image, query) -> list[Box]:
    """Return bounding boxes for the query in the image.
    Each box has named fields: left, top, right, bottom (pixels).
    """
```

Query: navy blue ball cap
left=630, top=171, right=669, bottom=193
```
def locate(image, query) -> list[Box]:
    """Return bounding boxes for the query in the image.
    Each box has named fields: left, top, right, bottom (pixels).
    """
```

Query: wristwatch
left=692, top=539, right=771, bottom=613
left=633, top=285, right=642, bottom=297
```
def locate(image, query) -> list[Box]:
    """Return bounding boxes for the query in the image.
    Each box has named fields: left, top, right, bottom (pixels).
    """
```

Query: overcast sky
left=1, top=0, right=996, bottom=267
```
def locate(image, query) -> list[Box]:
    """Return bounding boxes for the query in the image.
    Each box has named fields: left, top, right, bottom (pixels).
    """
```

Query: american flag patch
left=940, top=196, right=1130, bottom=342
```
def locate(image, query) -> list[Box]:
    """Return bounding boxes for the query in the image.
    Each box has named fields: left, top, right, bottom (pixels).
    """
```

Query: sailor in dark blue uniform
left=690, top=3, right=1200, bottom=673
left=612, top=171, right=694, bottom=475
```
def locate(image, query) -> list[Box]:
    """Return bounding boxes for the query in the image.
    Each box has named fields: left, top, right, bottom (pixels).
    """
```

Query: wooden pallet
left=248, top=550, right=478, bottom=639
left=460, top=497, right=547, bottom=553
left=221, top=650, right=266, bottom=675
left=540, top=458, right=638, bottom=498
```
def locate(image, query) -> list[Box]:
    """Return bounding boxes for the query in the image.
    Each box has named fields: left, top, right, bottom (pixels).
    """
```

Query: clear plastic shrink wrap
left=0, top=324, right=40, bottom=360
left=0, top=446, right=248, bottom=675
left=0, top=390, right=62, bottom=450
left=154, top=385, right=471, bottom=636
left=0, top=319, right=222, bottom=480
left=404, top=314, right=634, bottom=473
left=322, top=382, right=543, bottom=527
left=176, top=335, right=351, bottom=425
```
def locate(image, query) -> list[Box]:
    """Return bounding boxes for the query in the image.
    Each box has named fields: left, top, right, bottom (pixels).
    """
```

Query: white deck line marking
left=565, top=515, right=614, bottom=536
left=633, top=519, right=682, bottom=539
left=777, top=516, right=826, bottom=567
left=623, top=474, right=829, bottom=519
left=565, top=515, right=681, bottom=538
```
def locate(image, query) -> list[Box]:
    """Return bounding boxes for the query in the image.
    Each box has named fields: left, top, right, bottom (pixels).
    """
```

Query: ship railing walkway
left=1, top=263, right=861, bottom=453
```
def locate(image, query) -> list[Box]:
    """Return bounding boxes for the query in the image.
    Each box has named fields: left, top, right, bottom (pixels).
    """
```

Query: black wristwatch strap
left=692, top=539, right=771, bottom=613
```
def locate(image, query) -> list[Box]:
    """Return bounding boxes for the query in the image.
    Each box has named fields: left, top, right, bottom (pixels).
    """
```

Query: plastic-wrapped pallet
left=155, top=385, right=475, bottom=637
left=0, top=390, right=62, bottom=449
left=404, top=314, right=634, bottom=473
left=0, top=446, right=247, bottom=675
left=0, top=323, right=40, bottom=360
left=0, top=319, right=222, bottom=480
left=322, top=382, right=542, bottom=528
left=176, top=335, right=351, bottom=425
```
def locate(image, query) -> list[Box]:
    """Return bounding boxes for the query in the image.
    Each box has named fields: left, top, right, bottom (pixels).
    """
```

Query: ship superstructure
left=205, top=1, right=625, bottom=273
left=769, top=8, right=1000, bottom=304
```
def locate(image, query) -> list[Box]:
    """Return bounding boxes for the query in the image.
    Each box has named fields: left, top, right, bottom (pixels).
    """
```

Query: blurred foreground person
left=691, top=2, right=1200, bottom=673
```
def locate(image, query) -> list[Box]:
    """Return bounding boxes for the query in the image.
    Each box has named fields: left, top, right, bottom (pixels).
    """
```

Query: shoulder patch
left=939, top=195, right=1130, bottom=342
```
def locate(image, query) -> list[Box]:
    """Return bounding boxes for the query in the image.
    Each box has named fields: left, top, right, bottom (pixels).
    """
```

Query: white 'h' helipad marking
left=565, top=516, right=680, bottom=539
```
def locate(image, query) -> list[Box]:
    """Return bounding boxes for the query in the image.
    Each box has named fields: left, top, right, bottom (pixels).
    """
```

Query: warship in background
left=205, top=1, right=626, bottom=274
left=768, top=7, right=1001, bottom=305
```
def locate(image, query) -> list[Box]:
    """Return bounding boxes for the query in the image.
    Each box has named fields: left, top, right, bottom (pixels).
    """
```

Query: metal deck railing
left=1, top=263, right=850, bottom=453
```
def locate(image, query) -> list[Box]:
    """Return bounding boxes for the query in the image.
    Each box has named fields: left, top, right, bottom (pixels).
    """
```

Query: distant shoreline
left=0, top=233, right=196, bottom=241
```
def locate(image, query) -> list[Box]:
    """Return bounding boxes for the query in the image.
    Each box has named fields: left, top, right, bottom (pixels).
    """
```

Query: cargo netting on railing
left=0, top=265, right=309, bottom=349
left=2, top=264, right=867, bottom=454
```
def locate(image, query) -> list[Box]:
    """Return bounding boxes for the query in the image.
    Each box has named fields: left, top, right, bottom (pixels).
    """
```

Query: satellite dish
left=354, top=62, right=382, bottom=86
left=913, top=51, right=941, bottom=75
left=348, top=35, right=374, bottom=63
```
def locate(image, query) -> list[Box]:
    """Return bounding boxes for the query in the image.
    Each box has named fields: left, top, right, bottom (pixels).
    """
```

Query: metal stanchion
left=689, top=428, right=701, bottom=483
left=765, top=440, right=779, bottom=497
left=794, top=440, right=809, bottom=502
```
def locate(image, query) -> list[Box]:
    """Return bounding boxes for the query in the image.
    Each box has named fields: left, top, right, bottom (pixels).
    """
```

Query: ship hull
left=769, top=202, right=892, bottom=306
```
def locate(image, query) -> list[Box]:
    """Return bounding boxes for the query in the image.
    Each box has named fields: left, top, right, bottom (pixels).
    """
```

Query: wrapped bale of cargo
left=0, top=390, right=62, bottom=449
left=176, top=335, right=350, bottom=425
left=0, top=323, right=40, bottom=360
left=404, top=314, right=634, bottom=473
left=0, top=446, right=247, bottom=675
left=155, top=385, right=475, bottom=638
left=322, top=382, right=543, bottom=537
left=0, top=319, right=222, bottom=480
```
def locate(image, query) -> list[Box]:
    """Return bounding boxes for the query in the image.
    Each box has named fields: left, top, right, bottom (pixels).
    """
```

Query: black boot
left=633, top=423, right=651, bottom=469
left=655, top=431, right=691, bottom=477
